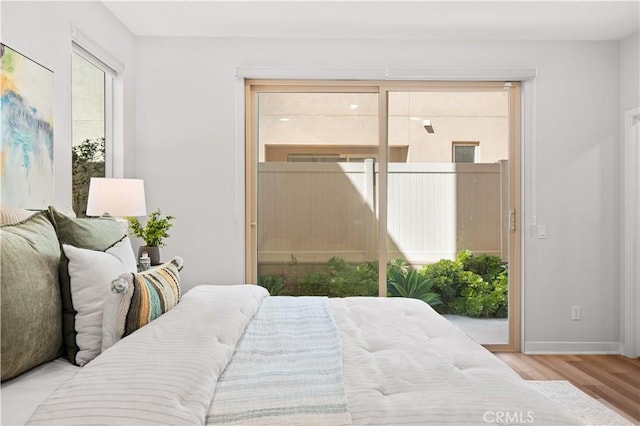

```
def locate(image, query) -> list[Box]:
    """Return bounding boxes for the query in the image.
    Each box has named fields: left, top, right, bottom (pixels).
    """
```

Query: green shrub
left=258, top=275, right=286, bottom=296
left=299, top=257, right=378, bottom=297
left=298, top=271, right=331, bottom=296
left=490, top=266, right=509, bottom=318
left=419, top=259, right=470, bottom=307
left=457, top=250, right=504, bottom=283
left=448, top=268, right=508, bottom=318
left=358, top=261, right=379, bottom=284
left=449, top=277, right=492, bottom=316
left=296, top=253, right=507, bottom=317
left=387, top=267, right=442, bottom=307
left=419, top=252, right=508, bottom=318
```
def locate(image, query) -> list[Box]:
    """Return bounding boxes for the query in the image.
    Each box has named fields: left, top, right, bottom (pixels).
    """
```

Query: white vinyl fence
left=258, top=160, right=508, bottom=267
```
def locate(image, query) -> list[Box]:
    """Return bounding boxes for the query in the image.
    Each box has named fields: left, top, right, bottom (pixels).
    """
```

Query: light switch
left=537, top=225, right=547, bottom=239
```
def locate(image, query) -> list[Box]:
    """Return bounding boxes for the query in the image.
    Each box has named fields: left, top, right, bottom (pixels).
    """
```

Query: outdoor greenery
left=127, top=209, right=176, bottom=247
left=258, top=250, right=507, bottom=317
left=299, top=257, right=378, bottom=297
left=258, top=275, right=285, bottom=296
left=72, top=138, right=105, bottom=217
left=387, top=262, right=442, bottom=306
left=420, top=250, right=508, bottom=318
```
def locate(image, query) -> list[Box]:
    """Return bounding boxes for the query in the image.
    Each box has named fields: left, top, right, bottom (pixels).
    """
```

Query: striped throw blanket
left=206, top=296, right=353, bottom=426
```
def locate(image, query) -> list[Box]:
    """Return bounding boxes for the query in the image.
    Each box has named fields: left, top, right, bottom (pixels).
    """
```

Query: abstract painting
left=1, top=44, right=54, bottom=208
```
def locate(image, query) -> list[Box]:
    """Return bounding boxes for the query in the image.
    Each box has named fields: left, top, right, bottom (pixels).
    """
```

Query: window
left=70, top=26, right=124, bottom=217
left=71, top=51, right=107, bottom=217
left=452, top=142, right=479, bottom=163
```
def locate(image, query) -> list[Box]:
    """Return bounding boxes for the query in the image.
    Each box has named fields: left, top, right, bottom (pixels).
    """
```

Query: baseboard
left=524, top=341, right=621, bottom=355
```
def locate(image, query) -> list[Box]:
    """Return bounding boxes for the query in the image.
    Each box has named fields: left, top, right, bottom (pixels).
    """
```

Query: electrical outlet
left=537, top=225, right=547, bottom=239
left=571, top=306, right=581, bottom=320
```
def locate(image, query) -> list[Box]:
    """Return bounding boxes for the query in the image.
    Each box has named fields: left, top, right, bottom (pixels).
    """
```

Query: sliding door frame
left=245, top=79, right=521, bottom=352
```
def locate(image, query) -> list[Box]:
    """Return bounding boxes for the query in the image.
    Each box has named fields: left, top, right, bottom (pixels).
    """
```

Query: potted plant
left=126, top=209, right=175, bottom=265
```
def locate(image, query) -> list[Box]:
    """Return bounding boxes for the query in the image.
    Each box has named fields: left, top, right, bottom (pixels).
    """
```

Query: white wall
left=620, top=32, right=639, bottom=113
left=135, top=37, right=620, bottom=351
left=1, top=1, right=137, bottom=209
left=619, top=32, right=639, bottom=357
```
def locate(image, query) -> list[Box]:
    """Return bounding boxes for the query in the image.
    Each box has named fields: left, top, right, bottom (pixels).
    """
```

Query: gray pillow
left=47, top=206, right=125, bottom=365
left=1, top=212, right=63, bottom=381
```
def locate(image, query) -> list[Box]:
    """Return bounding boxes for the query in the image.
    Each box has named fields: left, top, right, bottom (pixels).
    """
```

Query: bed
left=0, top=207, right=582, bottom=425
left=2, top=285, right=582, bottom=425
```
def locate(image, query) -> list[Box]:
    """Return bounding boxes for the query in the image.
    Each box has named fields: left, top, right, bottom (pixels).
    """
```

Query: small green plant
left=127, top=209, right=175, bottom=247
left=258, top=275, right=285, bottom=296
left=388, top=258, right=411, bottom=276
left=387, top=267, right=442, bottom=307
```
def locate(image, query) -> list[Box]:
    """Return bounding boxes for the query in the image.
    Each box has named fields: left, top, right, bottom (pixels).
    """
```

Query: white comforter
left=331, top=297, right=581, bottom=425
left=27, top=285, right=269, bottom=425
left=24, top=286, right=582, bottom=425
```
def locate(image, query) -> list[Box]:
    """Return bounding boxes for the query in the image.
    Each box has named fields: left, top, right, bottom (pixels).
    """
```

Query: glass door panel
left=386, top=90, right=511, bottom=345
left=256, top=92, right=379, bottom=296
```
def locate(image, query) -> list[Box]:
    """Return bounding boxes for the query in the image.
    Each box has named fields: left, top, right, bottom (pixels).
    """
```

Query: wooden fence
left=258, top=160, right=507, bottom=268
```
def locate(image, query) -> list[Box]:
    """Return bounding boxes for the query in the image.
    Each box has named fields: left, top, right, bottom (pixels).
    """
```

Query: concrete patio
left=444, top=314, right=509, bottom=345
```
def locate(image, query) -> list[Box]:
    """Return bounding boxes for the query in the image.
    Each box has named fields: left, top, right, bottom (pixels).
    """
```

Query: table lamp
left=86, top=178, right=147, bottom=231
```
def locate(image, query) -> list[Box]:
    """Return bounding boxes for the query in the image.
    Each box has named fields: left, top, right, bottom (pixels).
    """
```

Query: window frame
left=452, top=141, right=480, bottom=163
left=71, top=25, right=125, bottom=178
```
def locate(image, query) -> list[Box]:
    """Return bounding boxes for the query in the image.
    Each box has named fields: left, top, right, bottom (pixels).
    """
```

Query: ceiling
left=102, top=1, right=639, bottom=41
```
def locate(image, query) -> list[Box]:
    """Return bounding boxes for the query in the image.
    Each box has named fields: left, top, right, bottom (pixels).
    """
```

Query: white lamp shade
left=86, top=178, right=147, bottom=217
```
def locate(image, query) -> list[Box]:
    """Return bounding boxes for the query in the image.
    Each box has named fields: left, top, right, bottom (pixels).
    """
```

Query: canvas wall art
left=1, top=43, right=54, bottom=208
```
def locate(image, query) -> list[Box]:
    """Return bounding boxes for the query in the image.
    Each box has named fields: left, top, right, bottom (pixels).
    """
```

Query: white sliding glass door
left=246, top=80, right=521, bottom=351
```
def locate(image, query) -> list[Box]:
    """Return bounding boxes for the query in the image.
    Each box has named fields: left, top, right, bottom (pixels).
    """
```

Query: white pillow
left=62, top=237, right=137, bottom=366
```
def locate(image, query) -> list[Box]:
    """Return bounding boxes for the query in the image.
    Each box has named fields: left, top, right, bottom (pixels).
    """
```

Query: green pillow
left=1, top=212, right=63, bottom=381
left=47, top=206, right=125, bottom=364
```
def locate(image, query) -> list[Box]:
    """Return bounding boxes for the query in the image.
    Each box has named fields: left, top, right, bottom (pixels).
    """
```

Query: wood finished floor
left=495, top=353, right=640, bottom=424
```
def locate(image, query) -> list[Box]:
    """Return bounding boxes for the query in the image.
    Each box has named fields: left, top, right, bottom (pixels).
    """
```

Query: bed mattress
left=331, top=297, right=581, bottom=425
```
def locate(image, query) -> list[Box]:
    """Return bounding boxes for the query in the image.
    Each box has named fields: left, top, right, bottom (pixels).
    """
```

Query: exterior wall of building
left=258, top=91, right=509, bottom=164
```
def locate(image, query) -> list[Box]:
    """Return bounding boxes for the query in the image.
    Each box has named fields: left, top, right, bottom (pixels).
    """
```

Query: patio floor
left=444, top=314, right=509, bottom=345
